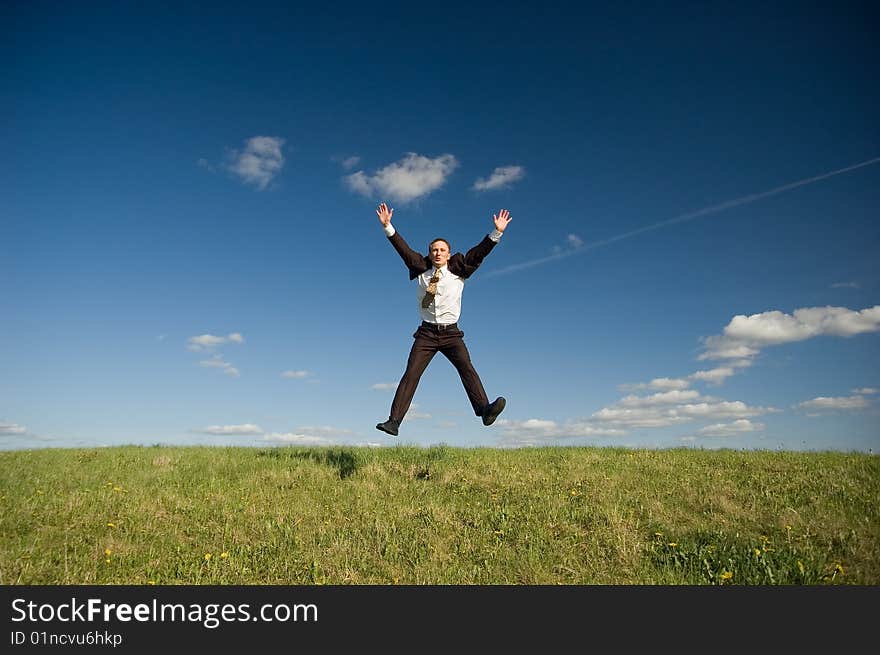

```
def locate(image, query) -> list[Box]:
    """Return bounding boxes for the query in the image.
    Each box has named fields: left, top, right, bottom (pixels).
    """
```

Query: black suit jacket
left=388, top=231, right=498, bottom=280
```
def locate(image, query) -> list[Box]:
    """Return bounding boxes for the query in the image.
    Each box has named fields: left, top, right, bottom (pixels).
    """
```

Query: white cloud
left=402, top=403, right=431, bottom=421
left=592, top=397, right=776, bottom=429
left=187, top=333, right=244, bottom=352
left=0, top=422, right=27, bottom=435
left=620, top=377, right=691, bottom=392
left=795, top=395, right=870, bottom=412
left=853, top=387, right=877, bottom=395
left=370, top=383, right=397, bottom=391
left=830, top=282, right=859, bottom=289
left=697, top=419, right=764, bottom=437
left=262, top=424, right=353, bottom=445
left=472, top=165, right=525, bottom=191
left=700, top=305, right=880, bottom=361
left=341, top=155, right=360, bottom=170
left=566, top=234, right=584, bottom=249
left=226, top=136, right=285, bottom=190
left=617, top=390, right=702, bottom=407
left=344, top=152, right=459, bottom=203
left=199, top=354, right=239, bottom=377
left=281, top=370, right=312, bottom=379
left=195, top=424, right=264, bottom=435
left=689, top=367, right=735, bottom=386
left=497, top=418, right=625, bottom=445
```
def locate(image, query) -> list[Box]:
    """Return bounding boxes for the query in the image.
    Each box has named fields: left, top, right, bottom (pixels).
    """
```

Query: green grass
left=1, top=445, right=877, bottom=585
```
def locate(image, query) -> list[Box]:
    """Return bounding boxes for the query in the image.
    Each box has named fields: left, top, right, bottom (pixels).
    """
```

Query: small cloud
left=853, top=387, right=877, bottom=395
left=0, top=422, right=27, bottom=435
left=402, top=403, right=431, bottom=421
left=225, top=136, right=285, bottom=190
left=795, top=395, right=870, bottom=412
left=331, top=154, right=361, bottom=170
left=566, top=234, right=584, bottom=249
left=370, top=382, right=397, bottom=391
left=344, top=152, right=459, bottom=204
left=619, top=377, right=691, bottom=393
left=199, top=354, right=240, bottom=377
left=262, top=425, right=352, bottom=445
left=195, top=424, right=264, bottom=435
left=697, top=419, right=764, bottom=437
left=689, top=367, right=735, bottom=386
left=187, top=333, right=244, bottom=352
left=281, top=370, right=312, bottom=379
left=472, top=165, right=525, bottom=191
left=830, top=282, right=859, bottom=289
left=497, top=417, right=626, bottom=447
left=197, top=158, right=216, bottom=173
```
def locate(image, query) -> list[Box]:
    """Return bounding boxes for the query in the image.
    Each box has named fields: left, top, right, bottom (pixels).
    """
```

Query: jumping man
left=375, top=202, right=512, bottom=436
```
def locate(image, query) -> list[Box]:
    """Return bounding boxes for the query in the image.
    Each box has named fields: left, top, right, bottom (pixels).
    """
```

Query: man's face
left=429, top=240, right=450, bottom=268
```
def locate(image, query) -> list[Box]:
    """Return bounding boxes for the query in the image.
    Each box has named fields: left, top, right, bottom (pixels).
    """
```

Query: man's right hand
left=376, top=202, right=394, bottom=226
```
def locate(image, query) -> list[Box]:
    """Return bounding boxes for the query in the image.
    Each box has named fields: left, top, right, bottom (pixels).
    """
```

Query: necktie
left=421, top=268, right=441, bottom=308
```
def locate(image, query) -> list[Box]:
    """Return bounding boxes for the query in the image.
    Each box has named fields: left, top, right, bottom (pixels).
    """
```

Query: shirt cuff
left=489, top=229, right=503, bottom=243
left=383, top=223, right=396, bottom=237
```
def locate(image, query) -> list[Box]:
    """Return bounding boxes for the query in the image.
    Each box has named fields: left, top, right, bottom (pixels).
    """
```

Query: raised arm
left=377, top=202, right=430, bottom=279
left=457, top=209, right=513, bottom=276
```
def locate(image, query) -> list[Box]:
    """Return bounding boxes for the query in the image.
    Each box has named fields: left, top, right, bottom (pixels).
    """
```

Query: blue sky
left=2, top=1, right=878, bottom=452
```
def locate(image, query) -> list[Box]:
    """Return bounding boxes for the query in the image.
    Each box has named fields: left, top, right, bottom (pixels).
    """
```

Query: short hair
left=428, top=238, right=451, bottom=251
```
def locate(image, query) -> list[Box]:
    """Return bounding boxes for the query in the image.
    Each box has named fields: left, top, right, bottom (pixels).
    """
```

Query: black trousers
left=389, top=322, right=489, bottom=422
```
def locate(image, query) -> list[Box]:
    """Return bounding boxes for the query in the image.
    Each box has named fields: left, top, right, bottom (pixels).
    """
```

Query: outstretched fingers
left=493, top=208, right=512, bottom=231
left=376, top=202, right=394, bottom=224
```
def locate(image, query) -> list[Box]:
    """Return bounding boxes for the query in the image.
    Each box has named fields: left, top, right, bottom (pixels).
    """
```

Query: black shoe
left=376, top=419, right=400, bottom=436
left=481, top=397, right=506, bottom=426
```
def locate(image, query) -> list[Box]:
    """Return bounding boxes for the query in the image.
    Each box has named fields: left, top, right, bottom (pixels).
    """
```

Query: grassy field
left=0, top=445, right=877, bottom=585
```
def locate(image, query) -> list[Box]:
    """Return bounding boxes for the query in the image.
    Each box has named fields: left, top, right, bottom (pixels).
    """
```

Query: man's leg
left=440, top=332, right=489, bottom=417
left=388, top=331, right=438, bottom=422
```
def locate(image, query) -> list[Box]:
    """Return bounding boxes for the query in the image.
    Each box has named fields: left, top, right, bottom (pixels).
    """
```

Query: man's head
left=429, top=238, right=451, bottom=268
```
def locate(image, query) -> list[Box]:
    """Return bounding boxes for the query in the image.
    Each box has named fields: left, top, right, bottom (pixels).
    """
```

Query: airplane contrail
left=485, top=156, right=880, bottom=277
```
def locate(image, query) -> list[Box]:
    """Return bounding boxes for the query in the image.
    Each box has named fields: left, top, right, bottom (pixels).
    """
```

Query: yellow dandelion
left=654, top=532, right=663, bottom=538
left=720, top=571, right=733, bottom=581
left=104, top=548, right=112, bottom=556
left=106, top=522, right=116, bottom=528
left=220, top=552, right=229, bottom=559
left=835, top=563, right=844, bottom=575
left=785, top=525, right=792, bottom=531
left=105, top=559, right=110, bottom=564
left=204, top=553, right=212, bottom=561
left=754, top=548, right=762, bottom=557
left=667, top=542, right=677, bottom=547
left=147, top=581, right=156, bottom=585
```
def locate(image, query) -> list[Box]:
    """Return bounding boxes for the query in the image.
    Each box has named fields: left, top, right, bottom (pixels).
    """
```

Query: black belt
left=421, top=321, right=459, bottom=331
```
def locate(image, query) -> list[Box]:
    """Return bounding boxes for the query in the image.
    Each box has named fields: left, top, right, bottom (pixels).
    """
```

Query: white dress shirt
left=384, top=223, right=502, bottom=324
